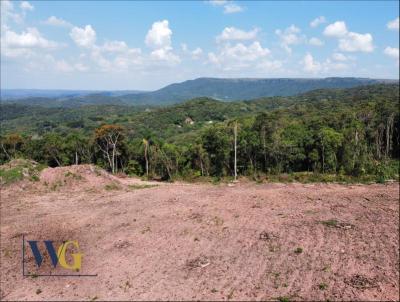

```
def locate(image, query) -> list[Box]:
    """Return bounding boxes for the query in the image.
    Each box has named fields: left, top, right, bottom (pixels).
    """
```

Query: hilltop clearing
left=0, top=166, right=398, bottom=301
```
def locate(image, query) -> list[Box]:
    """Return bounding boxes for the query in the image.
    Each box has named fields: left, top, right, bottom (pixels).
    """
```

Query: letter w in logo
left=28, top=241, right=59, bottom=268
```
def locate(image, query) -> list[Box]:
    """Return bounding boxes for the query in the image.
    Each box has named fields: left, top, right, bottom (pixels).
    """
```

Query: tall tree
left=143, top=138, right=149, bottom=177
left=95, top=125, right=124, bottom=174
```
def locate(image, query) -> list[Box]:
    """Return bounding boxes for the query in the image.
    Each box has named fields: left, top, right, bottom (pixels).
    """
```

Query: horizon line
left=2, top=76, right=399, bottom=92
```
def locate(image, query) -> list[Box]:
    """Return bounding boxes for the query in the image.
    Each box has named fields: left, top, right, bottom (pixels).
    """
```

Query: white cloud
left=216, top=27, right=259, bottom=42
left=70, top=25, right=96, bottom=48
left=43, top=16, right=72, bottom=28
left=324, top=21, right=374, bottom=53
left=20, top=1, right=34, bottom=11
left=1, top=45, right=33, bottom=58
left=257, top=59, right=283, bottom=72
left=384, top=46, right=399, bottom=61
left=223, top=41, right=270, bottom=61
left=101, top=40, right=129, bottom=52
left=339, top=32, right=373, bottom=52
left=302, top=53, right=321, bottom=74
left=52, top=57, right=89, bottom=73
left=323, top=21, right=348, bottom=37
left=302, top=53, right=349, bottom=74
left=191, top=47, right=203, bottom=59
left=275, top=25, right=304, bottom=54
left=181, top=43, right=202, bottom=59
left=150, top=48, right=180, bottom=63
left=145, top=20, right=172, bottom=49
left=310, top=16, right=326, bottom=28
left=89, top=42, right=142, bottom=71
left=323, top=59, right=348, bottom=72
left=223, top=3, right=243, bottom=14
left=1, top=0, right=23, bottom=24
left=208, top=41, right=270, bottom=70
left=208, top=52, right=219, bottom=65
left=181, top=43, right=188, bottom=52
left=2, top=27, right=58, bottom=50
left=145, top=20, right=179, bottom=63
left=332, top=53, right=348, bottom=61
left=309, top=37, right=324, bottom=46
left=208, top=0, right=243, bottom=14
left=209, top=0, right=228, bottom=6
left=90, top=49, right=112, bottom=70
left=74, top=63, right=89, bottom=72
left=387, top=17, right=399, bottom=31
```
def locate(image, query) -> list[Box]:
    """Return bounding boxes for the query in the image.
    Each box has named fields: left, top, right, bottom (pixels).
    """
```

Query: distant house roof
left=185, top=117, right=194, bottom=125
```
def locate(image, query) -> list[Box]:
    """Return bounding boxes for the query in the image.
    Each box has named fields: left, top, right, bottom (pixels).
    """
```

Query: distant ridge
left=1, top=77, right=398, bottom=107
left=119, top=77, right=398, bottom=105
left=0, top=89, right=146, bottom=100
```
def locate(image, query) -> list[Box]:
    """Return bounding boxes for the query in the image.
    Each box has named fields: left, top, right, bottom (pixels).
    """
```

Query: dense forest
left=1, top=84, right=399, bottom=182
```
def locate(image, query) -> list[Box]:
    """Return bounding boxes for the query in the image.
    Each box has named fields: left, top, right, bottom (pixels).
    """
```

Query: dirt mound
left=39, top=164, right=122, bottom=191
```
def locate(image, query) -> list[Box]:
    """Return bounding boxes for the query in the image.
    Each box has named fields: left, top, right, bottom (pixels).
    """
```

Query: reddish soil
left=0, top=165, right=399, bottom=301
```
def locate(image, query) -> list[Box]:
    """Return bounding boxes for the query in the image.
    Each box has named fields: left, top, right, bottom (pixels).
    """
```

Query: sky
left=1, top=0, right=399, bottom=90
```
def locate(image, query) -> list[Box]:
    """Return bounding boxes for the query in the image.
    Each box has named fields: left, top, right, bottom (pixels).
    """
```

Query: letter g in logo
left=57, top=240, right=83, bottom=270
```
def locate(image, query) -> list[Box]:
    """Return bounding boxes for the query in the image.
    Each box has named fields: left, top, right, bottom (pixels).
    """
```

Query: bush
left=125, top=160, right=143, bottom=176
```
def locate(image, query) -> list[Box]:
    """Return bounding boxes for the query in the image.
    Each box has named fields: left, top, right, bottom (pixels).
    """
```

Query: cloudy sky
left=1, top=0, right=399, bottom=90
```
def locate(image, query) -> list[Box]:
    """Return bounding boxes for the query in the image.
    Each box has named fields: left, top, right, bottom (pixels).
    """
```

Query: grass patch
left=0, top=167, right=23, bottom=184
left=50, top=180, right=63, bottom=191
left=227, top=289, right=234, bottom=300
left=104, top=183, right=121, bottom=190
left=0, top=159, right=46, bottom=185
left=321, top=219, right=338, bottom=227
left=65, top=171, right=83, bottom=180
left=294, top=247, right=303, bottom=254
left=128, top=184, right=158, bottom=190
left=141, top=226, right=151, bottom=234
left=213, top=216, right=224, bottom=226
left=261, top=167, right=399, bottom=184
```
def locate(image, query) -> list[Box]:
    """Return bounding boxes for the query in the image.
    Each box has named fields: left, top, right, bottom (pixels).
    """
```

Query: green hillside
left=1, top=84, right=399, bottom=182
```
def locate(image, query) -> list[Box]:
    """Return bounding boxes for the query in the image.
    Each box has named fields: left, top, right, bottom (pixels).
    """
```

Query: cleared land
left=0, top=165, right=399, bottom=301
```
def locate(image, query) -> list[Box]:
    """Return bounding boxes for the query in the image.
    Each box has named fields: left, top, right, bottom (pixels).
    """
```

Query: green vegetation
left=294, top=247, right=303, bottom=254
left=128, top=184, right=158, bottom=190
left=321, top=219, right=339, bottom=227
left=104, top=183, right=121, bottom=191
left=0, top=166, right=23, bottom=184
left=1, top=84, right=399, bottom=183
left=0, top=159, right=45, bottom=184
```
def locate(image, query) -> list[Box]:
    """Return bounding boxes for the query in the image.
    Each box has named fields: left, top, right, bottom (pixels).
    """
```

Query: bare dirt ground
left=1, top=165, right=399, bottom=301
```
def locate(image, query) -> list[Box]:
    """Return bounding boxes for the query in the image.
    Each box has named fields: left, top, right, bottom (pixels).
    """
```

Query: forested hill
left=1, top=84, right=398, bottom=140
left=2, top=77, right=397, bottom=107
left=119, top=77, right=396, bottom=105
left=1, top=83, right=398, bottom=181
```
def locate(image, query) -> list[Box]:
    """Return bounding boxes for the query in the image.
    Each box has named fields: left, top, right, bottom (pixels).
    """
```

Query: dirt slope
left=0, top=167, right=398, bottom=301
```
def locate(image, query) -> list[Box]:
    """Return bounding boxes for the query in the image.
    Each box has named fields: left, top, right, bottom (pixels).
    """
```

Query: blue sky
left=1, top=0, right=399, bottom=90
